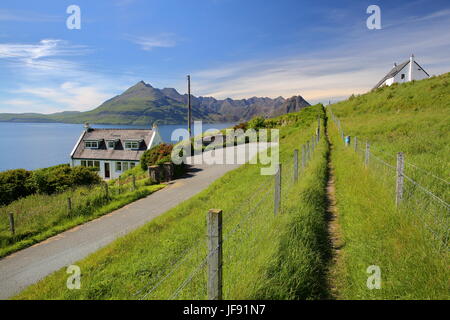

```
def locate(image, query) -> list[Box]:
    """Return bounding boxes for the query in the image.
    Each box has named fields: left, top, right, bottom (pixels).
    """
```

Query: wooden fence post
left=274, top=164, right=282, bottom=216
left=396, top=152, right=405, bottom=207
left=104, top=182, right=109, bottom=199
left=207, top=209, right=223, bottom=300
left=365, top=141, right=370, bottom=167
left=354, top=136, right=358, bottom=152
left=132, top=175, right=137, bottom=190
left=294, top=149, right=299, bottom=183
left=8, top=212, right=15, bottom=235
left=67, top=197, right=72, bottom=214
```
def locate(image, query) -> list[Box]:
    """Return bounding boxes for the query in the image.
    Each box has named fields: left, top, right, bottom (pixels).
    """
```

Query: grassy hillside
left=15, top=105, right=330, bottom=300
left=330, top=73, right=450, bottom=198
left=0, top=172, right=165, bottom=258
left=327, top=73, right=449, bottom=299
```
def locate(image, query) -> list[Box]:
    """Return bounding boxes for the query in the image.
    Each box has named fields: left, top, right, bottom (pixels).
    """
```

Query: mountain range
left=0, top=81, right=310, bottom=125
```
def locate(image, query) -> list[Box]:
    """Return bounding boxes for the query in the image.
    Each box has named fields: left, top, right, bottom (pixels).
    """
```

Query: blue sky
left=1, top=0, right=450, bottom=113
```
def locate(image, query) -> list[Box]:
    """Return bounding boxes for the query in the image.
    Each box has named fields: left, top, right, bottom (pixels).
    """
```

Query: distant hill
left=0, top=81, right=310, bottom=125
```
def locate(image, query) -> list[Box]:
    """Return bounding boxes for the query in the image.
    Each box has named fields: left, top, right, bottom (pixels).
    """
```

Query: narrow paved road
left=0, top=143, right=273, bottom=299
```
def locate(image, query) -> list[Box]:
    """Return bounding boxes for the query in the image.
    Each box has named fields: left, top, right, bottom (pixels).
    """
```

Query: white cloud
left=192, top=9, right=450, bottom=103
left=0, top=39, right=129, bottom=113
left=126, top=33, right=177, bottom=51
left=16, top=82, right=112, bottom=112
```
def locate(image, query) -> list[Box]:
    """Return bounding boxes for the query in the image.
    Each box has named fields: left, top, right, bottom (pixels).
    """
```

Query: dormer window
left=107, top=140, right=116, bottom=149
left=124, top=141, right=140, bottom=150
left=85, top=141, right=99, bottom=149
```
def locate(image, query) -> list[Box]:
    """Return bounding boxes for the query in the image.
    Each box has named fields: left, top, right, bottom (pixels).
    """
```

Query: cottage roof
left=373, top=59, right=430, bottom=89
left=71, top=128, right=154, bottom=161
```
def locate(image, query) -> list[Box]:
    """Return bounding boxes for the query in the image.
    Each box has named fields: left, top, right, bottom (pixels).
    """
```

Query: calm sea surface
left=0, top=122, right=234, bottom=172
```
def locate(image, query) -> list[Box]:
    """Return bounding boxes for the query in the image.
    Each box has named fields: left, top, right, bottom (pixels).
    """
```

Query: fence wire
left=158, top=131, right=322, bottom=300
left=329, top=107, right=449, bottom=250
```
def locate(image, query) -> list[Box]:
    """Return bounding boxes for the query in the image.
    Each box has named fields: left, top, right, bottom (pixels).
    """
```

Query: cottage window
left=81, top=160, right=87, bottom=167
left=130, top=162, right=136, bottom=169
left=107, top=141, right=115, bottom=149
left=125, top=141, right=140, bottom=149
left=88, top=160, right=94, bottom=167
left=85, top=141, right=99, bottom=149
left=123, top=162, right=129, bottom=172
left=116, top=162, right=122, bottom=172
left=401, top=74, right=405, bottom=80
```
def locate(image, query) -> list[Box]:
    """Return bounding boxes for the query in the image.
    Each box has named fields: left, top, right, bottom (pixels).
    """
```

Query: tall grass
left=327, top=74, right=450, bottom=299
left=0, top=174, right=165, bottom=258
left=15, top=105, right=330, bottom=300
left=330, top=73, right=450, bottom=199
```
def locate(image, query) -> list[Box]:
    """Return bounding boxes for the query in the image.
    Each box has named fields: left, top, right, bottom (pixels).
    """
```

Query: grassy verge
left=255, top=135, right=330, bottom=299
left=0, top=177, right=165, bottom=258
left=328, top=117, right=449, bottom=299
left=15, top=105, right=330, bottom=300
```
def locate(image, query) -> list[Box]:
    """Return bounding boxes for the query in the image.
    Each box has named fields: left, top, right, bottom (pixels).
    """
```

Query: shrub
left=70, top=166, right=102, bottom=186
left=248, top=116, right=266, bottom=130
left=29, top=165, right=101, bottom=195
left=0, top=169, right=35, bottom=206
left=140, top=144, right=174, bottom=171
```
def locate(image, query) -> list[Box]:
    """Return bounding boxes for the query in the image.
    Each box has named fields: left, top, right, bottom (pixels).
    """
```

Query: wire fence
left=328, top=107, right=449, bottom=251
left=0, top=172, right=151, bottom=247
left=135, top=125, right=323, bottom=300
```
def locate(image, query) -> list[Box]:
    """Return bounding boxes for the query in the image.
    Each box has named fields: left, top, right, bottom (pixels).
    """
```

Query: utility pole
left=187, top=75, right=192, bottom=137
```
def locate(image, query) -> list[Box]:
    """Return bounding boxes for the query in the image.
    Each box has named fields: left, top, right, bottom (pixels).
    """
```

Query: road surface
left=0, top=143, right=274, bottom=299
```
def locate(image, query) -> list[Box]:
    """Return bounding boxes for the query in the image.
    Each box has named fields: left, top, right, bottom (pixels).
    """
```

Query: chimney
left=84, top=122, right=92, bottom=132
left=393, top=62, right=397, bottom=68
left=409, top=54, right=414, bottom=81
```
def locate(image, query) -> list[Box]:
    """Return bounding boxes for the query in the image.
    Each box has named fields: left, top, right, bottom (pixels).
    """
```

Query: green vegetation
left=0, top=164, right=101, bottom=206
left=140, top=143, right=175, bottom=171
left=0, top=173, right=165, bottom=258
left=15, top=104, right=329, bottom=300
left=327, top=73, right=449, bottom=299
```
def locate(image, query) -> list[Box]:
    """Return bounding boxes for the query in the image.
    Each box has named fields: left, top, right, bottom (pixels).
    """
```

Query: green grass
left=330, top=73, right=450, bottom=199
left=14, top=104, right=330, bottom=300
left=327, top=73, right=449, bottom=299
left=0, top=174, right=165, bottom=258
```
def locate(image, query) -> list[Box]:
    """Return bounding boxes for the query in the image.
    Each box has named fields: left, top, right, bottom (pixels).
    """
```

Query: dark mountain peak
left=270, top=95, right=310, bottom=117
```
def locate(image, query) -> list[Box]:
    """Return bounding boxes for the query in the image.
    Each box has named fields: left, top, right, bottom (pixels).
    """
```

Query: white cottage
left=374, top=54, right=430, bottom=89
left=70, top=124, right=163, bottom=179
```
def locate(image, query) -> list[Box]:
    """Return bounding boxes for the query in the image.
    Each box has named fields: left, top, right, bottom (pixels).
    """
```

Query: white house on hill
left=374, top=54, right=430, bottom=89
left=70, top=124, right=163, bottom=179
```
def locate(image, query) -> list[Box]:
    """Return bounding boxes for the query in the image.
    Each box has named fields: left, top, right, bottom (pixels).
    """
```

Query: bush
left=70, top=166, right=102, bottom=186
left=140, top=144, right=174, bottom=171
left=30, top=164, right=101, bottom=195
left=248, top=116, right=266, bottom=130
left=0, top=169, right=35, bottom=206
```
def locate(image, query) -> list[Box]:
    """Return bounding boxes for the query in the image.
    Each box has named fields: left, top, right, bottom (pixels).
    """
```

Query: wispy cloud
left=15, top=82, right=112, bottom=112
left=192, top=9, right=450, bottom=103
left=0, top=9, right=61, bottom=22
left=125, top=33, right=177, bottom=51
left=0, top=39, right=90, bottom=64
left=0, top=39, right=129, bottom=113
